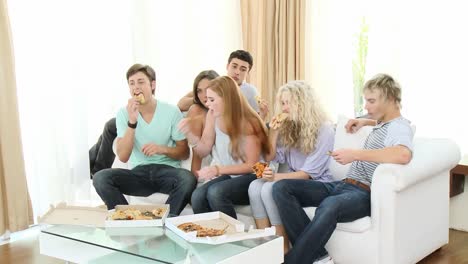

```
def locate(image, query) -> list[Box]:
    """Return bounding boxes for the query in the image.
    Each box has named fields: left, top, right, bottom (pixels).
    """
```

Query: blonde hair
left=364, top=73, right=402, bottom=108
left=275, top=81, right=329, bottom=154
left=209, top=76, right=271, bottom=161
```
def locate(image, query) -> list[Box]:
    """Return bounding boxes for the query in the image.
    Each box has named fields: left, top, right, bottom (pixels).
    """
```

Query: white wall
left=450, top=177, right=468, bottom=231
left=305, top=0, right=362, bottom=120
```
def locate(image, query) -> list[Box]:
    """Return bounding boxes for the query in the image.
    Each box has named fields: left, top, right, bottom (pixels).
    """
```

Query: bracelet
left=127, top=121, right=137, bottom=129
left=214, top=165, right=220, bottom=177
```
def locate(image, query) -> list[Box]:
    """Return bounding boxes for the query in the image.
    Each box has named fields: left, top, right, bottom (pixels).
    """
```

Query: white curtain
left=305, top=0, right=468, bottom=156
left=305, top=0, right=368, bottom=120
left=8, top=0, right=242, bottom=218
left=130, top=0, right=243, bottom=105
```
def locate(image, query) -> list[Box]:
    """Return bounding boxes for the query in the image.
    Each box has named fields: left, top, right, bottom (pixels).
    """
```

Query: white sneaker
left=313, top=255, right=334, bottom=264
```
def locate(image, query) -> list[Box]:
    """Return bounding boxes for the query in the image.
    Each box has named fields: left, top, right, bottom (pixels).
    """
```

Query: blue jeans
left=272, top=179, right=371, bottom=264
left=191, top=174, right=256, bottom=219
left=93, top=164, right=196, bottom=215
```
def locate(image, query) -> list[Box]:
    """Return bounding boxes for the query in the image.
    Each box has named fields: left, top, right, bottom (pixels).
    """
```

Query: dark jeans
left=89, top=118, right=117, bottom=178
left=273, top=179, right=371, bottom=264
left=93, top=164, right=197, bottom=216
left=191, top=174, right=256, bottom=219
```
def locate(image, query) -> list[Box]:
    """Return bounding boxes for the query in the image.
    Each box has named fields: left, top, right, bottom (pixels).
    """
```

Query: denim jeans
left=272, top=179, right=371, bottom=264
left=93, top=164, right=197, bottom=215
left=191, top=173, right=256, bottom=219
left=89, top=118, right=117, bottom=177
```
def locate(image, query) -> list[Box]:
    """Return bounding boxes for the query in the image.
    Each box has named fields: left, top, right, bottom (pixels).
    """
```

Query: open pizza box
left=105, top=204, right=169, bottom=228
left=38, top=202, right=108, bottom=227
left=165, top=211, right=275, bottom=245
left=38, top=202, right=169, bottom=229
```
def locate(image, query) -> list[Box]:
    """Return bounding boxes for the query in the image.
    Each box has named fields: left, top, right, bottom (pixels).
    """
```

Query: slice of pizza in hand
left=135, top=94, right=146, bottom=104
left=255, top=95, right=262, bottom=105
left=252, top=162, right=268, bottom=179
left=271, top=113, right=289, bottom=130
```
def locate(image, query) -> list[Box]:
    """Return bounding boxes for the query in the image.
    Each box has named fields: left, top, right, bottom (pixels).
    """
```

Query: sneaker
left=313, top=255, right=334, bottom=264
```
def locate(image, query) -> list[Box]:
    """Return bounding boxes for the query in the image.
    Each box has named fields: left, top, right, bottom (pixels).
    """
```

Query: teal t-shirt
left=116, top=100, right=186, bottom=168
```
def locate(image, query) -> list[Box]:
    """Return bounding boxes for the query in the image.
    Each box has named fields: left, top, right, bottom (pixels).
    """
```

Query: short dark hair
left=126, top=64, right=156, bottom=94
left=228, top=50, right=253, bottom=71
left=193, top=70, right=219, bottom=109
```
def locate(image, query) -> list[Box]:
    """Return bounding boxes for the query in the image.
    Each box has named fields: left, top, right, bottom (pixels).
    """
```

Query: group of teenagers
left=91, top=50, right=414, bottom=264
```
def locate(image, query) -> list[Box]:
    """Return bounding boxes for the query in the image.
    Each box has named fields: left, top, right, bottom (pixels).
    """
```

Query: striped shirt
left=345, top=116, right=414, bottom=186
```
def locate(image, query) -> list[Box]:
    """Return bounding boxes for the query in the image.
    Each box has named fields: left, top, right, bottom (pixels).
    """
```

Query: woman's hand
left=259, top=99, right=269, bottom=120
left=177, top=118, right=200, bottom=146
left=177, top=118, right=192, bottom=134
left=262, top=166, right=276, bottom=181
left=197, top=166, right=219, bottom=181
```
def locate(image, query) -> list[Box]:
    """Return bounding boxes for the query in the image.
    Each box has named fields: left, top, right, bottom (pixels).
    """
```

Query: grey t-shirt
left=346, top=116, right=414, bottom=186
left=240, top=82, right=259, bottom=112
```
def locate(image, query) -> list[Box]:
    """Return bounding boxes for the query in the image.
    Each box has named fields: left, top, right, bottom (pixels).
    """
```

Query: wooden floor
left=418, top=229, right=468, bottom=264
left=0, top=229, right=467, bottom=263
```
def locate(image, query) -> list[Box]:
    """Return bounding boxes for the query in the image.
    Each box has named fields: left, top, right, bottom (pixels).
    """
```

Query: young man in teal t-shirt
left=93, top=64, right=196, bottom=216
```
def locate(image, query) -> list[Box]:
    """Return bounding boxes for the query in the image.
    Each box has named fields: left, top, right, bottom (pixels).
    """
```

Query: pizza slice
left=196, top=227, right=227, bottom=237
left=178, top=222, right=203, bottom=232
left=252, top=162, right=268, bottom=179
left=270, top=113, right=288, bottom=130
left=135, top=94, right=146, bottom=104
left=255, top=95, right=262, bottom=105
left=177, top=222, right=227, bottom=237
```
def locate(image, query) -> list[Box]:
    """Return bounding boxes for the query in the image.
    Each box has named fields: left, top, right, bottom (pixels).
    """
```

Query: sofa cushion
left=235, top=205, right=253, bottom=216
left=303, top=207, right=371, bottom=233
left=329, top=116, right=373, bottom=180
left=126, top=192, right=168, bottom=205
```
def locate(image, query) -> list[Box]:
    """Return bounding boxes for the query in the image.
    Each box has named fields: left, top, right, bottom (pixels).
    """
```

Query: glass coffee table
left=39, top=225, right=283, bottom=264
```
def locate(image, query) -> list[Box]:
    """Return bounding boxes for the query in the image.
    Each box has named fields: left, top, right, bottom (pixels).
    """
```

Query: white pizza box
left=165, top=211, right=275, bottom=244
left=165, top=227, right=259, bottom=264
left=38, top=202, right=108, bottom=227
left=104, top=226, right=165, bottom=237
left=105, top=204, right=169, bottom=228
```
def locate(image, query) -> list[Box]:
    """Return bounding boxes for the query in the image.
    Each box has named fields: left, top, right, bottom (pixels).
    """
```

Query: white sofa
left=113, top=117, right=460, bottom=264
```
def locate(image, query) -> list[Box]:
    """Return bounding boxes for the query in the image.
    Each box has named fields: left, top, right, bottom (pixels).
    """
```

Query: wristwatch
left=128, top=121, right=137, bottom=129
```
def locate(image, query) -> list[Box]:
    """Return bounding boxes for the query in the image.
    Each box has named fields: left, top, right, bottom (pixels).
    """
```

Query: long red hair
left=208, top=76, right=271, bottom=161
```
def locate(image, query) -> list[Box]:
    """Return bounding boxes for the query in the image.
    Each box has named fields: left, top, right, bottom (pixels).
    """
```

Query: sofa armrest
left=369, top=138, right=458, bottom=264
left=372, top=138, right=460, bottom=192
